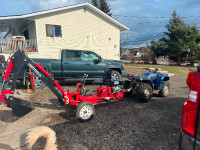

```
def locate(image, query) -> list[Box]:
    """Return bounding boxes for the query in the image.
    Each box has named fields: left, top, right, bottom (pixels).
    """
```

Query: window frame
left=46, top=24, right=62, bottom=37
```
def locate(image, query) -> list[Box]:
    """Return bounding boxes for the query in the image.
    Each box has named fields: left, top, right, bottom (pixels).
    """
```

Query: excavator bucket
left=0, top=84, right=35, bottom=117
left=8, top=98, right=35, bottom=117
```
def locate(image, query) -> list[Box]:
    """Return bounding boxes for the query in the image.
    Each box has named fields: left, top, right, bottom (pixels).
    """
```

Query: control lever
left=80, top=74, right=88, bottom=95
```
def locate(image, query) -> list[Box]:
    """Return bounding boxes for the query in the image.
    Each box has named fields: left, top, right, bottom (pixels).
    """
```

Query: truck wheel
left=33, top=74, right=45, bottom=89
left=76, top=102, right=95, bottom=122
left=33, top=65, right=48, bottom=90
left=159, top=81, right=171, bottom=97
left=138, top=83, right=152, bottom=102
left=111, top=70, right=121, bottom=82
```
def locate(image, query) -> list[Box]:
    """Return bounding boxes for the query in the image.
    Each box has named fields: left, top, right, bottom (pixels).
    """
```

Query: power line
left=121, top=34, right=167, bottom=41
left=121, top=32, right=166, bottom=38
left=127, top=39, right=152, bottom=43
left=116, top=14, right=200, bottom=19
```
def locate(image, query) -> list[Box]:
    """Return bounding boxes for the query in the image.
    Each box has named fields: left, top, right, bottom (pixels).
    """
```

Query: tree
left=99, top=0, right=112, bottom=16
left=147, top=38, right=168, bottom=57
left=148, top=10, right=200, bottom=65
left=164, top=10, right=189, bottom=64
left=92, top=0, right=99, bottom=8
left=147, top=37, right=168, bottom=64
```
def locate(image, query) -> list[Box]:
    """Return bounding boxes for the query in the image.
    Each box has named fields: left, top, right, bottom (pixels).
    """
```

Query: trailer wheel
left=76, top=102, right=95, bottom=122
left=138, top=83, right=152, bottom=102
left=159, top=81, right=171, bottom=97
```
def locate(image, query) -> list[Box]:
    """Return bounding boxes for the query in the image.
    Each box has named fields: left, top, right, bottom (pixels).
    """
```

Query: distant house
left=0, top=3, right=129, bottom=60
left=121, top=47, right=153, bottom=63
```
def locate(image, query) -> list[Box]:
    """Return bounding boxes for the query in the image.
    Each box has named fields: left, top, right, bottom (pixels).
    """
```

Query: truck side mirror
left=98, top=56, right=102, bottom=62
left=93, top=59, right=99, bottom=64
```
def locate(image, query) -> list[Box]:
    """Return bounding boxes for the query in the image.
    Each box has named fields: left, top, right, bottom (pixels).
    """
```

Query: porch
left=0, top=18, right=38, bottom=53
left=0, top=39, right=37, bottom=53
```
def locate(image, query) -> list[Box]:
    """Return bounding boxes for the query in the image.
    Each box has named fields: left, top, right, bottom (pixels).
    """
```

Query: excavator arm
left=0, top=49, right=68, bottom=113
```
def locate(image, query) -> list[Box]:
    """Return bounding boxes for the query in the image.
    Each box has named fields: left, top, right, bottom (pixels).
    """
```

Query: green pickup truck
left=25, top=49, right=125, bottom=89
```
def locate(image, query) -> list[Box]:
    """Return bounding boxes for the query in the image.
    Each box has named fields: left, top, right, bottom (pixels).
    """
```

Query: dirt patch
left=0, top=76, right=187, bottom=149
left=125, top=66, right=147, bottom=75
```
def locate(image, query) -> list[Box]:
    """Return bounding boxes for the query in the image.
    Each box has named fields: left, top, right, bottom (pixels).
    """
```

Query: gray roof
left=0, top=2, right=129, bottom=31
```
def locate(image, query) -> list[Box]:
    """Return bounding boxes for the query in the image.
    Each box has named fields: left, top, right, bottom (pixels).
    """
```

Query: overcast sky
left=0, top=0, right=199, bottom=47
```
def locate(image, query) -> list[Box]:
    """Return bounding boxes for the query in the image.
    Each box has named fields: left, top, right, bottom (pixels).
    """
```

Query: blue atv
left=123, top=68, right=171, bottom=102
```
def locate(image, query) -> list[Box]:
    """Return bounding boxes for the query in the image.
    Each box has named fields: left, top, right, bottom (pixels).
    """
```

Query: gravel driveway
left=0, top=76, right=187, bottom=150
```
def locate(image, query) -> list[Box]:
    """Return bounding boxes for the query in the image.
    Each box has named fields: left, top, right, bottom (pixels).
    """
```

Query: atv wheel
left=138, top=83, right=152, bottom=102
left=159, top=81, right=171, bottom=97
left=76, top=102, right=95, bottom=122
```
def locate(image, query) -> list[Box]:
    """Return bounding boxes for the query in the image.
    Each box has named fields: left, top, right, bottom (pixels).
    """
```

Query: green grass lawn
left=126, top=63, right=196, bottom=76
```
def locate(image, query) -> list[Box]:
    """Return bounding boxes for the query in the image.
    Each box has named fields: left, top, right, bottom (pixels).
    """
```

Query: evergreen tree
left=164, top=10, right=188, bottom=64
left=148, top=10, right=200, bottom=65
left=99, top=0, right=112, bottom=16
left=92, top=0, right=99, bottom=8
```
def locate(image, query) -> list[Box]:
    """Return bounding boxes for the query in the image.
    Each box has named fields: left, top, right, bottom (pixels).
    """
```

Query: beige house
left=0, top=3, right=128, bottom=60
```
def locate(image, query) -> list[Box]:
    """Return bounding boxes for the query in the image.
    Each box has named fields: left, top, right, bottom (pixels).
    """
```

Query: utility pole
left=126, top=32, right=128, bottom=54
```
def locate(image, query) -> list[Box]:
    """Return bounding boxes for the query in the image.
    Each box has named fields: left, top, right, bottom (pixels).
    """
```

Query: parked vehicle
left=19, top=49, right=125, bottom=89
left=177, top=71, right=200, bottom=150
left=123, top=68, right=170, bottom=102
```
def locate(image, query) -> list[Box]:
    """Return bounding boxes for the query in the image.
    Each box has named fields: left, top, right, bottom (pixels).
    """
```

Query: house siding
left=28, top=7, right=120, bottom=60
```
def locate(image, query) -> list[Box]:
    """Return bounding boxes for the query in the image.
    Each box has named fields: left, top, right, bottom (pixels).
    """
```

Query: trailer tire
left=76, top=102, right=95, bottom=122
left=159, top=81, right=170, bottom=97
left=138, top=83, right=152, bottom=102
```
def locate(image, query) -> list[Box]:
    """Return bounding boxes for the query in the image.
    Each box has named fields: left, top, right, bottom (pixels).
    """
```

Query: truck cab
left=61, top=50, right=107, bottom=79
left=28, top=49, right=125, bottom=89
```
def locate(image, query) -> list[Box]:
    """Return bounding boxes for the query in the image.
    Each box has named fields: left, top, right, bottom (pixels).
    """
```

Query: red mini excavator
left=0, top=49, right=126, bottom=122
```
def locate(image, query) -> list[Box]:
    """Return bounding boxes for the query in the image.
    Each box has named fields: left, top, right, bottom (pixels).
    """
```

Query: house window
left=46, top=24, right=62, bottom=37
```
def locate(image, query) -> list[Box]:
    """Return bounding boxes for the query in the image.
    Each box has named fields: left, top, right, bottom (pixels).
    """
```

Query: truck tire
left=159, top=81, right=171, bottom=97
left=33, top=65, right=48, bottom=90
left=76, top=102, right=95, bottom=122
left=111, top=70, right=121, bottom=82
left=138, top=83, right=152, bottom=102
left=33, top=74, right=46, bottom=90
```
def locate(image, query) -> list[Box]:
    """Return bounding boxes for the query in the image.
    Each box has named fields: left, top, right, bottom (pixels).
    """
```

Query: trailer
left=0, top=49, right=126, bottom=122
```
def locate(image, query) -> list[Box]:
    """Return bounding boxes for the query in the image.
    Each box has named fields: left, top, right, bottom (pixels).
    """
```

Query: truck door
left=83, top=51, right=106, bottom=78
left=62, top=50, right=85, bottom=78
